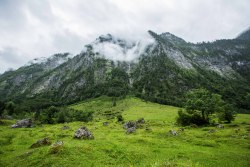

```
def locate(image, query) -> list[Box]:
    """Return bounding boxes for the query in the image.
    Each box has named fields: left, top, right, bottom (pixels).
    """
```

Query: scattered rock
left=30, top=137, right=52, bottom=148
left=61, top=125, right=70, bottom=130
left=74, top=126, right=94, bottom=139
left=11, top=119, right=33, bottom=128
left=169, top=130, right=178, bottom=136
left=208, top=129, right=216, bottom=133
left=103, top=122, right=109, bottom=126
left=126, top=127, right=136, bottom=134
left=50, top=141, right=64, bottom=154
left=216, top=124, right=224, bottom=129
left=123, top=121, right=137, bottom=130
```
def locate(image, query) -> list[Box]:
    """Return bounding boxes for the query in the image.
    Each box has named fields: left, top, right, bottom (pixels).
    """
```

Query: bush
left=177, top=109, right=208, bottom=126
left=117, top=114, right=124, bottom=122
left=218, top=104, right=236, bottom=123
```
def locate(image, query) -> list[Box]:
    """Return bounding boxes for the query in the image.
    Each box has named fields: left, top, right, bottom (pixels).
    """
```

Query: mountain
left=237, top=28, right=250, bottom=40
left=0, top=29, right=249, bottom=111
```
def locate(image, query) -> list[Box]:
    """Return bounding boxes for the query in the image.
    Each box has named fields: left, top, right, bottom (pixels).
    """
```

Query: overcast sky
left=0, top=0, right=249, bottom=73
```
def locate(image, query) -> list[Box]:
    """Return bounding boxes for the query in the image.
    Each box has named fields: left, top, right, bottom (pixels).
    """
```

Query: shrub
left=117, top=114, right=124, bottom=122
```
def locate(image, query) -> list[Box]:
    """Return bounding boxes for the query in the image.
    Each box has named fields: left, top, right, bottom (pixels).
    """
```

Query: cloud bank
left=0, top=0, right=249, bottom=73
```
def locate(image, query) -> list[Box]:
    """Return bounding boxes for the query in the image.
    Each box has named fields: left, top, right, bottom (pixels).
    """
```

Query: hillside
left=0, top=29, right=250, bottom=112
left=0, top=97, right=249, bottom=166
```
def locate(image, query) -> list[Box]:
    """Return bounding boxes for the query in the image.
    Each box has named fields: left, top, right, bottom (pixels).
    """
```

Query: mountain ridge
left=0, top=29, right=249, bottom=111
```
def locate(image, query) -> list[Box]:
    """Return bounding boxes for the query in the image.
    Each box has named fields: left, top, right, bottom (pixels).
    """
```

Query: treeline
left=0, top=101, right=93, bottom=124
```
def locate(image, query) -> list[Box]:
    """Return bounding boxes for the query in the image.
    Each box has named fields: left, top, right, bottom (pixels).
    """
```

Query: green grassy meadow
left=0, top=97, right=249, bottom=167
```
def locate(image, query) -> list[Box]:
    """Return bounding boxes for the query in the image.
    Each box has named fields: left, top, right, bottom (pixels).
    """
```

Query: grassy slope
left=0, top=96, right=249, bottom=167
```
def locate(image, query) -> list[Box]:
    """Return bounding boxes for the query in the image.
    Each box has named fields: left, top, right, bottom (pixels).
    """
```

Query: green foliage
left=0, top=97, right=249, bottom=166
left=218, top=104, right=236, bottom=123
left=116, top=114, right=123, bottom=122
left=177, top=88, right=228, bottom=126
left=5, top=101, right=15, bottom=115
left=0, top=101, right=5, bottom=118
left=37, top=106, right=93, bottom=124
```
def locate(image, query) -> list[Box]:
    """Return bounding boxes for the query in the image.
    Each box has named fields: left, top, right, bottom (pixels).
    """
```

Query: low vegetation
left=0, top=96, right=249, bottom=167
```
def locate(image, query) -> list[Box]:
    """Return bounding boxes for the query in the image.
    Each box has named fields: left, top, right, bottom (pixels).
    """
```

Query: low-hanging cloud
left=0, top=0, right=250, bottom=73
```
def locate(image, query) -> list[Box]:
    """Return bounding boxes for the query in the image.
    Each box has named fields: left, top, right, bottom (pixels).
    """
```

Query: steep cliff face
left=0, top=29, right=249, bottom=109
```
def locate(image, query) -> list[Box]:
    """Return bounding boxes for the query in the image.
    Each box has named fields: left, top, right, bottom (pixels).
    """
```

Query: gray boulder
left=126, top=127, right=136, bottom=134
left=74, top=126, right=94, bottom=139
left=11, top=119, right=33, bottom=128
left=123, top=121, right=137, bottom=129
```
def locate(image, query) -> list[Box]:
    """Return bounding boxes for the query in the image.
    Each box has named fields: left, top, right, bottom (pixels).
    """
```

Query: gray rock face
left=30, top=137, right=52, bottom=148
left=74, top=127, right=94, bottom=139
left=11, top=119, right=32, bottom=128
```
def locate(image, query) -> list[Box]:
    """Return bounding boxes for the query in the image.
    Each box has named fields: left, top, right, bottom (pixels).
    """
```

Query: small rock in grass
left=126, top=127, right=136, bottom=134
left=30, top=137, right=52, bottom=148
left=11, top=119, right=33, bottom=128
left=50, top=141, right=64, bottom=154
left=169, top=130, right=178, bottom=136
left=123, top=121, right=137, bottom=129
left=74, top=126, right=94, bottom=139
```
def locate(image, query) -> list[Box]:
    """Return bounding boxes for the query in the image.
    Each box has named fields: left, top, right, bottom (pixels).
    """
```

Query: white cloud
left=0, top=0, right=249, bottom=73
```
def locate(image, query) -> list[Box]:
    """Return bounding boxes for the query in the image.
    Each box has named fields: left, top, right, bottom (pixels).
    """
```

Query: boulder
left=11, top=119, right=33, bottom=128
left=169, top=130, right=178, bottom=136
left=30, top=137, right=52, bottom=148
left=123, top=121, right=137, bottom=130
left=74, top=126, right=94, bottom=139
left=126, top=127, right=136, bottom=134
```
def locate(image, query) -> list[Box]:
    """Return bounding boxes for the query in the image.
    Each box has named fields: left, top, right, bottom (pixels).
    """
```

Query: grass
left=0, top=96, right=249, bottom=167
